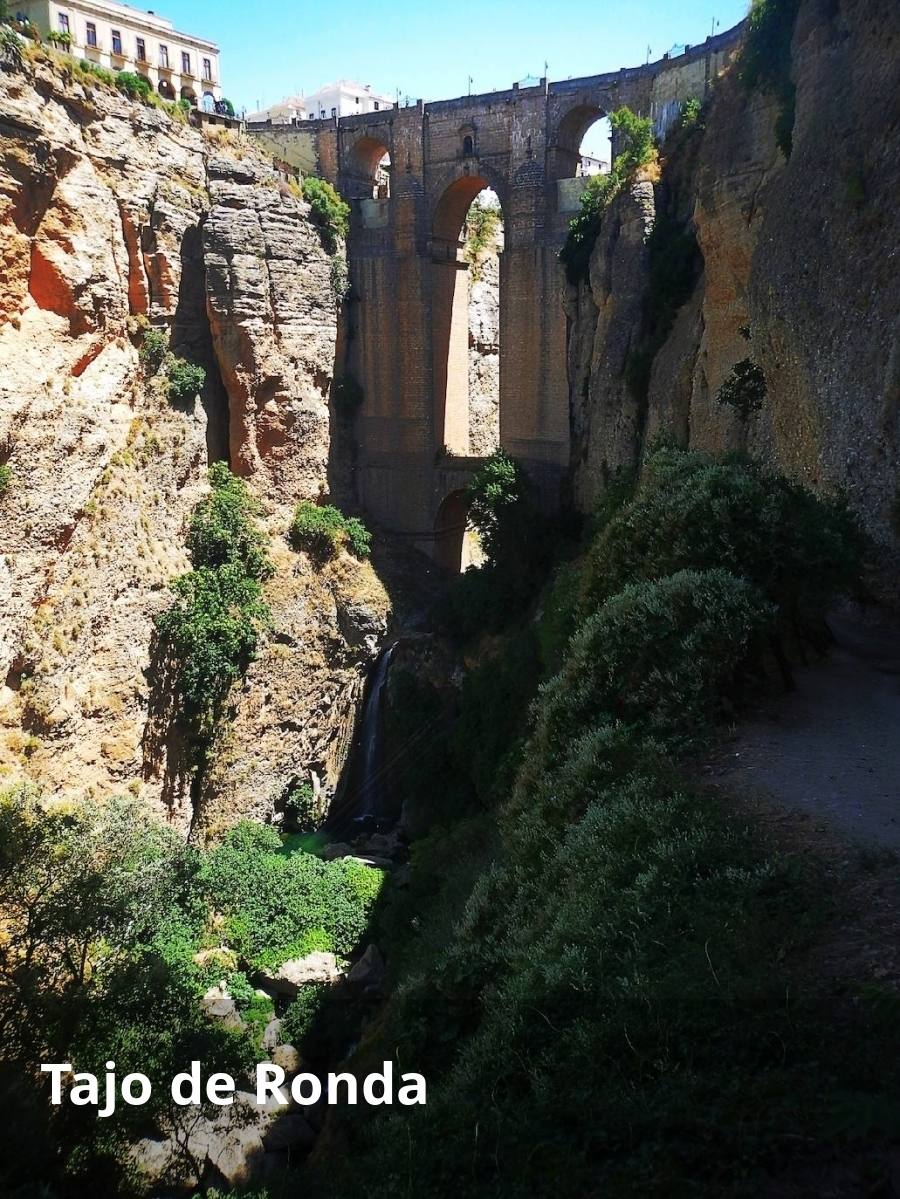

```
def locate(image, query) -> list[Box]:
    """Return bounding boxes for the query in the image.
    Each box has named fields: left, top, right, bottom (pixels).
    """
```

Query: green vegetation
left=138, top=325, right=169, bottom=372
left=0, top=789, right=383, bottom=1196
left=165, top=355, right=206, bottom=403
left=114, top=70, right=152, bottom=100
left=283, top=782, right=321, bottom=832
left=187, top=460, right=273, bottom=580
left=0, top=25, right=23, bottom=69
left=740, top=0, right=800, bottom=157
left=716, top=356, right=767, bottom=420
left=138, top=327, right=205, bottom=403
left=578, top=442, right=864, bottom=649
left=301, top=444, right=876, bottom=1199
left=0, top=463, right=11, bottom=496
left=156, top=464, right=272, bottom=738
left=680, top=95, right=702, bottom=128
left=289, top=501, right=372, bottom=565
left=560, top=107, right=656, bottom=284
left=202, top=822, right=384, bottom=969
left=46, top=29, right=72, bottom=49
left=330, top=252, right=350, bottom=300
left=301, top=175, right=351, bottom=253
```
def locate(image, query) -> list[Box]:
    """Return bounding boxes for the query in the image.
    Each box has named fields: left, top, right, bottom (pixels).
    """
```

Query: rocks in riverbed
left=257, top=951, right=345, bottom=996
left=201, top=983, right=244, bottom=1031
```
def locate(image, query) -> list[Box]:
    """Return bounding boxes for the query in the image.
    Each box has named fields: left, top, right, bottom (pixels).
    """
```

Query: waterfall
left=329, top=642, right=397, bottom=832
left=355, top=642, right=396, bottom=821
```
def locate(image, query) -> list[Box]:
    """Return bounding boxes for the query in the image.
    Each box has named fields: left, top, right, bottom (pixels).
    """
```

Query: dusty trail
left=710, top=607, right=900, bottom=850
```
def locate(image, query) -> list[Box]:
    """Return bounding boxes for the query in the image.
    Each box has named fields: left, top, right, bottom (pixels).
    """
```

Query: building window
left=203, top=57, right=212, bottom=81
left=57, top=13, right=69, bottom=33
left=136, top=38, right=146, bottom=62
left=374, top=101, right=379, bottom=110
left=181, top=51, right=191, bottom=73
left=462, top=134, right=475, bottom=157
left=85, top=21, right=97, bottom=47
left=331, top=106, right=337, bottom=118
left=159, top=44, right=169, bottom=68
left=111, top=30, right=122, bottom=55
left=320, top=110, right=325, bottom=118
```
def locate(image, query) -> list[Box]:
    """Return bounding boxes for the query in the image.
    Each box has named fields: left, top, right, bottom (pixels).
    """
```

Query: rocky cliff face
left=468, top=250, right=500, bottom=456
left=0, top=54, right=388, bottom=832
left=568, top=0, right=900, bottom=590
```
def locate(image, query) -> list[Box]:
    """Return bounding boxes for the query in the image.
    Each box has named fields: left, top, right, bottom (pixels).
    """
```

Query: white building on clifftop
left=16, top=0, right=224, bottom=108
left=249, top=79, right=394, bottom=125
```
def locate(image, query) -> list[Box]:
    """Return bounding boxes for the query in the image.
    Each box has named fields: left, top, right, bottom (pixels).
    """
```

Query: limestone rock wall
left=468, top=251, right=500, bottom=456
left=0, top=56, right=388, bottom=832
left=569, top=0, right=900, bottom=588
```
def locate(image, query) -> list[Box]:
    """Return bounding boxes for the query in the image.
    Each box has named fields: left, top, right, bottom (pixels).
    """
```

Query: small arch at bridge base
left=432, top=490, right=485, bottom=574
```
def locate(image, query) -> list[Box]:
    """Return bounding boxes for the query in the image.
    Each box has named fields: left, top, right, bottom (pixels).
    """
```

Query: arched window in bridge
left=462, top=134, right=475, bottom=158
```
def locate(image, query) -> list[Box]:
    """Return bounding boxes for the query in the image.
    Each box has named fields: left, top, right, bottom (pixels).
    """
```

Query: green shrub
left=282, top=985, right=327, bottom=1047
left=539, top=568, right=773, bottom=755
left=76, top=59, right=116, bottom=86
left=716, top=356, right=767, bottom=419
left=465, top=198, right=502, bottom=278
left=139, top=326, right=168, bottom=373
left=0, top=464, right=11, bottom=496
left=187, top=461, right=273, bottom=581
left=155, top=564, right=270, bottom=734
left=330, top=253, right=350, bottom=299
left=0, top=786, right=385, bottom=1193
left=437, top=450, right=550, bottom=640
left=289, top=502, right=371, bottom=564
left=301, top=175, right=350, bottom=253
left=680, top=95, right=702, bottom=128
left=165, top=355, right=206, bottom=402
left=115, top=70, right=152, bottom=101
left=284, top=782, right=320, bottom=833
left=0, top=26, right=23, bottom=69
left=579, top=444, right=864, bottom=639
left=201, top=822, right=385, bottom=969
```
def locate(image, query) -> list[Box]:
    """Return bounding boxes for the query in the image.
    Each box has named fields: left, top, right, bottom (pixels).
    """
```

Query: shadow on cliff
left=140, top=627, right=198, bottom=829
left=171, top=221, right=231, bottom=465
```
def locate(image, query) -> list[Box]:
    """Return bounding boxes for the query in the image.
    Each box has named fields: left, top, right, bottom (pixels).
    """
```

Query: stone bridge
left=249, top=23, right=743, bottom=568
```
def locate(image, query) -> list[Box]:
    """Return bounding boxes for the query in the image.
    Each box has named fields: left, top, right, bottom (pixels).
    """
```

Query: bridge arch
left=344, top=133, right=392, bottom=199
left=431, top=170, right=505, bottom=458
left=550, top=102, right=612, bottom=181
left=433, top=489, right=470, bottom=574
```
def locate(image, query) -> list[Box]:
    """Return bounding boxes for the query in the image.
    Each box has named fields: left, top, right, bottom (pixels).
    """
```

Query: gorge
left=1, top=0, right=900, bottom=1194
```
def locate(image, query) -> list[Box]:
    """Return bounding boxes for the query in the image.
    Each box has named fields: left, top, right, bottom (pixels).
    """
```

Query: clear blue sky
left=156, top=0, right=749, bottom=114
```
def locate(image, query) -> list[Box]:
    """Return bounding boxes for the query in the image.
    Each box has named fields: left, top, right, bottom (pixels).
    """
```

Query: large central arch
left=431, top=171, right=504, bottom=457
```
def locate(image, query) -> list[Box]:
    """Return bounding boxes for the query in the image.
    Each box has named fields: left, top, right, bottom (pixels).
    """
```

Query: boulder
left=263, top=1017, right=283, bottom=1051
left=321, top=841, right=353, bottom=861
left=201, top=984, right=244, bottom=1030
left=272, top=1044, right=302, bottom=1074
left=262, top=1111, right=316, bottom=1152
left=257, top=951, right=345, bottom=996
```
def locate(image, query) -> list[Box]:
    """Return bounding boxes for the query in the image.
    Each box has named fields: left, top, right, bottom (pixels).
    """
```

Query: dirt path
left=708, top=606, right=900, bottom=850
